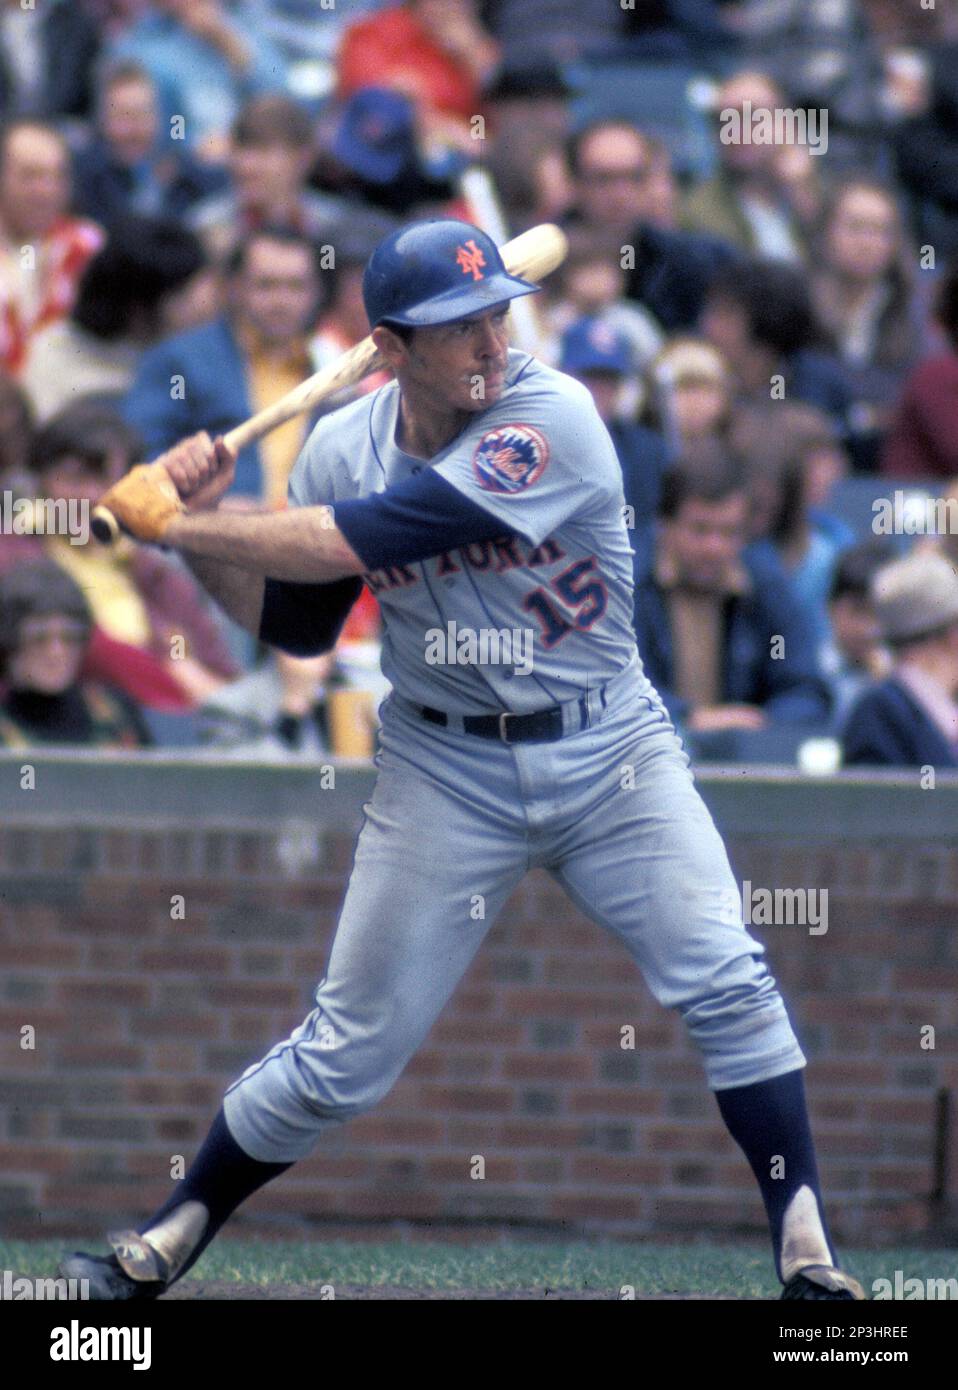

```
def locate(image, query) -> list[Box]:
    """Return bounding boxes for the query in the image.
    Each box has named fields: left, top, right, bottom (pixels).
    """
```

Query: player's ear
left=372, top=323, right=411, bottom=371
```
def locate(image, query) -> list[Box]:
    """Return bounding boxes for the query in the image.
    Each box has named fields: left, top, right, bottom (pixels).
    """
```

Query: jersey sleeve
left=333, top=469, right=520, bottom=571
left=431, top=374, right=621, bottom=546
left=285, top=413, right=338, bottom=508
left=258, top=418, right=360, bottom=656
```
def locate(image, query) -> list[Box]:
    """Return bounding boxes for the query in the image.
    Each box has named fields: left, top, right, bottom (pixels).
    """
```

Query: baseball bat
left=90, top=223, right=569, bottom=544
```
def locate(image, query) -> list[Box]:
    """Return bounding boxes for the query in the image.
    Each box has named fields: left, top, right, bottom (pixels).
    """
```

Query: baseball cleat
left=58, top=1230, right=171, bottom=1301
left=780, top=1264, right=866, bottom=1301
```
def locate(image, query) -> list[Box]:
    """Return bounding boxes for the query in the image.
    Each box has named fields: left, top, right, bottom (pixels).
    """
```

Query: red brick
left=581, top=1021, right=675, bottom=1048
left=0, top=943, right=82, bottom=968
left=204, top=981, right=300, bottom=1008
left=499, top=1121, right=590, bottom=1149
left=548, top=1193, right=641, bottom=1221
left=502, top=1053, right=593, bottom=1082
left=59, top=980, right=151, bottom=1007
left=227, top=1011, right=273, bottom=1043
left=403, top=1051, right=444, bottom=1079
left=425, top=1156, right=519, bottom=1182
left=137, top=1013, right=222, bottom=1039
left=521, top=1157, right=568, bottom=1182
left=57, top=1042, right=145, bottom=1070
left=569, top=1088, right=662, bottom=1116
left=137, top=948, right=232, bottom=973
left=506, top=990, right=649, bottom=1018
left=150, top=1043, right=200, bottom=1072
left=544, top=956, right=640, bottom=986
left=417, top=1085, right=513, bottom=1114
left=646, top=1125, right=730, bottom=1152
left=571, top=1155, right=666, bottom=1184
left=126, top=1079, right=219, bottom=1107
left=894, top=968, right=958, bottom=990
left=866, top=1098, right=935, bottom=1126
left=432, top=1019, right=523, bottom=1045
left=348, top=1116, right=445, bottom=1146
left=345, top=1190, right=443, bottom=1219
left=0, top=1145, right=74, bottom=1173
left=125, top=1152, right=193, bottom=1179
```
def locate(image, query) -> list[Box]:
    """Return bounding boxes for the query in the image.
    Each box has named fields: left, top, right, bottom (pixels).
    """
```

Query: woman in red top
left=337, top=0, right=499, bottom=134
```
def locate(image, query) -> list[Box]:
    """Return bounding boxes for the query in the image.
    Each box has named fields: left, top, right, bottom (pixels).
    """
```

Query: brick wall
left=1, top=773, right=957, bottom=1243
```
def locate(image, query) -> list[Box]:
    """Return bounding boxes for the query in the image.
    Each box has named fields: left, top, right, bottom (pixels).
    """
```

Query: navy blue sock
left=136, top=1107, right=292, bottom=1282
left=714, top=1068, right=836, bottom=1282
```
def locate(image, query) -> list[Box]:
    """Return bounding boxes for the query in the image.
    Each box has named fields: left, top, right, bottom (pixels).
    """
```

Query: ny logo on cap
left=456, top=239, right=486, bottom=281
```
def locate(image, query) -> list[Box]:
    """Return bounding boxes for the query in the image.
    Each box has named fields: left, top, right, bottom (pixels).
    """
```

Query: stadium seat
left=824, top=477, right=933, bottom=552
left=688, top=727, right=809, bottom=766
left=140, top=707, right=202, bottom=748
left=564, top=60, right=717, bottom=182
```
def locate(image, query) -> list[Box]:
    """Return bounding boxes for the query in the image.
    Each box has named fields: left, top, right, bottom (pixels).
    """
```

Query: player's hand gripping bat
left=89, top=223, right=569, bottom=545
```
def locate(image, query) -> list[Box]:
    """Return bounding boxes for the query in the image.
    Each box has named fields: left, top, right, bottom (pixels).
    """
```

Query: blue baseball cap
left=560, top=317, right=632, bottom=376
left=331, top=87, right=417, bottom=186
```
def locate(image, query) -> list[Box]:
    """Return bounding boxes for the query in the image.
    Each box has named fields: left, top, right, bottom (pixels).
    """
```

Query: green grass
left=0, top=1238, right=951, bottom=1298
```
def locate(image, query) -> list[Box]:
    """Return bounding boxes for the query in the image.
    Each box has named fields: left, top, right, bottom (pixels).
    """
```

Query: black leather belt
left=418, top=694, right=598, bottom=744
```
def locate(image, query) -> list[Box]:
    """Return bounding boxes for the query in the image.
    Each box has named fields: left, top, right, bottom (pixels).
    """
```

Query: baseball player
left=60, top=220, right=864, bottom=1301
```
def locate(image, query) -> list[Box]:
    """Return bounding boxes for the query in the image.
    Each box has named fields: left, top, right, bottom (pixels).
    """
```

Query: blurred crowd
left=2, top=0, right=958, bottom=769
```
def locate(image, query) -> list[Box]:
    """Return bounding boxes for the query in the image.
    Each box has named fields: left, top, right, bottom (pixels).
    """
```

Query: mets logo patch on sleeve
left=472, top=425, right=549, bottom=494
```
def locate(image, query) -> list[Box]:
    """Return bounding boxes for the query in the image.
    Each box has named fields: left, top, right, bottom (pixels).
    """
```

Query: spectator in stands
left=620, top=0, right=739, bottom=63
left=0, top=0, right=101, bottom=121
left=187, top=95, right=346, bottom=264
left=820, top=540, right=891, bottom=734
left=642, top=135, right=681, bottom=231
left=892, top=36, right=958, bottom=257
left=731, top=399, right=851, bottom=530
left=646, top=337, right=733, bottom=455
left=862, top=0, right=957, bottom=45
left=22, top=215, right=215, bottom=422
left=632, top=447, right=830, bottom=731
left=566, top=120, right=739, bottom=331
left=309, top=228, right=392, bottom=401
left=700, top=257, right=854, bottom=438
left=124, top=226, right=323, bottom=505
left=0, top=370, right=32, bottom=493
left=882, top=262, right=958, bottom=480
left=0, top=120, right=104, bottom=376
left=734, top=1, right=885, bottom=170
left=109, top=0, right=288, bottom=160
left=319, top=87, right=458, bottom=220
left=736, top=426, right=854, bottom=647
left=810, top=178, right=930, bottom=471
left=337, top=0, right=500, bottom=154
left=479, top=0, right=626, bottom=83
left=240, top=0, right=377, bottom=67
left=72, top=61, right=227, bottom=228
left=0, top=561, right=149, bottom=748
left=83, top=2, right=151, bottom=41
left=681, top=70, right=822, bottom=262
left=559, top=316, right=670, bottom=561
left=544, top=230, right=663, bottom=374
left=842, top=551, right=958, bottom=767
left=0, top=403, right=240, bottom=710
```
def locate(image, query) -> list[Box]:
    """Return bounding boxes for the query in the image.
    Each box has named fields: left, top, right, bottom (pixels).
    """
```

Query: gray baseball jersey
left=287, top=348, right=636, bottom=712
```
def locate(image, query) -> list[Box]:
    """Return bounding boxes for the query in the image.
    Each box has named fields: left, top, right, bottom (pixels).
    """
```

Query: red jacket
left=336, top=5, right=480, bottom=120
left=881, top=352, right=958, bottom=479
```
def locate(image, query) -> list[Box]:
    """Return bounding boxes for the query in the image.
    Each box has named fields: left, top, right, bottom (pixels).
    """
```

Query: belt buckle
left=499, top=711, right=519, bottom=743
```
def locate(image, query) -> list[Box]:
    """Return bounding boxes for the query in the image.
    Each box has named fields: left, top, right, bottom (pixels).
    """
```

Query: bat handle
left=91, top=505, right=121, bottom=545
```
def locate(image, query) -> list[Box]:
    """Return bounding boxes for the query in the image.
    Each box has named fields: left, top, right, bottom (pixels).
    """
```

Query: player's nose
left=474, top=315, right=503, bottom=358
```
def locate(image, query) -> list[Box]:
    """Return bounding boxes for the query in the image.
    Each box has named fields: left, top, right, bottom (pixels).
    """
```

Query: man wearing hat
left=559, top=315, right=670, bottom=572
left=842, top=551, right=958, bottom=767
